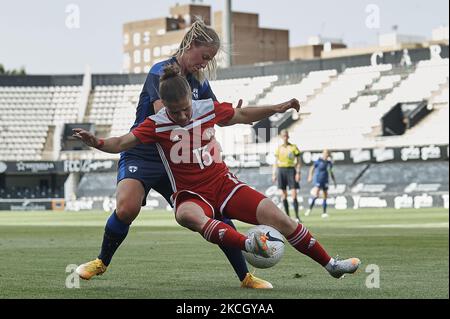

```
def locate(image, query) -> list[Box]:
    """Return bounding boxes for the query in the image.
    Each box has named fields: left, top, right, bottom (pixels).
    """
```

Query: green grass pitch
left=0, top=208, right=448, bottom=299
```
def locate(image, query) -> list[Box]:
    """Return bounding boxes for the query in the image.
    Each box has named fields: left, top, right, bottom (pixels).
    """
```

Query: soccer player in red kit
left=73, top=65, right=360, bottom=285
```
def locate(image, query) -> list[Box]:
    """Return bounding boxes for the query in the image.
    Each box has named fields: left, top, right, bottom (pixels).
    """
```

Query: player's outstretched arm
left=330, top=169, right=337, bottom=186
left=307, top=166, right=314, bottom=183
left=272, top=162, right=278, bottom=183
left=225, top=99, right=300, bottom=126
left=295, top=154, right=302, bottom=182
left=72, top=129, right=139, bottom=154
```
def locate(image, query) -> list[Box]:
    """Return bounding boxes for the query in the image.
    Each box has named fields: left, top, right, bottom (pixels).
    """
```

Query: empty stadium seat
left=0, top=85, right=82, bottom=160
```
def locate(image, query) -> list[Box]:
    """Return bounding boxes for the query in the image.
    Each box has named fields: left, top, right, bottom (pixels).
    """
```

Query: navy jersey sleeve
left=143, top=72, right=161, bottom=106
left=199, top=79, right=217, bottom=102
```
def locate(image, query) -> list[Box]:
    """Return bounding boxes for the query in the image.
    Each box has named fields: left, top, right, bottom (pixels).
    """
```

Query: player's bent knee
left=116, top=200, right=142, bottom=223
left=175, top=204, right=207, bottom=232
left=174, top=209, right=189, bottom=227
left=256, top=199, right=297, bottom=234
left=115, top=179, right=145, bottom=223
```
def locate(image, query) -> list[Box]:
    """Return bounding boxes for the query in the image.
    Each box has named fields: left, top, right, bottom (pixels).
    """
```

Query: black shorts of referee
left=277, top=167, right=300, bottom=190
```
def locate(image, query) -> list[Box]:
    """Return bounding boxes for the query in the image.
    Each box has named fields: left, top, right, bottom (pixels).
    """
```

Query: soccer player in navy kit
left=75, top=20, right=272, bottom=288
left=305, top=149, right=336, bottom=218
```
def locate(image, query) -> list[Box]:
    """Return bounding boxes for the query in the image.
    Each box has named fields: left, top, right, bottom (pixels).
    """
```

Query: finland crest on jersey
left=128, top=166, right=138, bottom=173
left=192, top=88, right=199, bottom=99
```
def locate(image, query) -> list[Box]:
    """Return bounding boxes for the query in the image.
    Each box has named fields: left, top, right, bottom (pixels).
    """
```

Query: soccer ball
left=242, top=225, right=285, bottom=269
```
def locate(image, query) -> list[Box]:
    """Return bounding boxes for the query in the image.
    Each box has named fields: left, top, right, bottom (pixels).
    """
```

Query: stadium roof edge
left=1, top=45, right=448, bottom=86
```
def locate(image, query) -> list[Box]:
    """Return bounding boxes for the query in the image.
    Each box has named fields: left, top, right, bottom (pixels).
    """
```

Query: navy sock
left=98, top=211, right=130, bottom=266
left=309, top=197, right=318, bottom=210
left=219, top=218, right=249, bottom=281
left=323, top=199, right=328, bottom=214
left=293, top=198, right=299, bottom=219
left=283, top=199, right=290, bottom=216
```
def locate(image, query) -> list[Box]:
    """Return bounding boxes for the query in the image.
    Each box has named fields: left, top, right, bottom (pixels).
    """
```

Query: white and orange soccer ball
left=243, top=225, right=285, bottom=269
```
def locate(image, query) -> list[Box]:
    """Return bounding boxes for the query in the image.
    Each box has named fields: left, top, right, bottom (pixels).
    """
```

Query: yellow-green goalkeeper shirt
left=275, top=143, right=301, bottom=168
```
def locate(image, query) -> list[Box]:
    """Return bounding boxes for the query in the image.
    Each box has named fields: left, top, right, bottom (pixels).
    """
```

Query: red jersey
left=132, top=99, right=235, bottom=196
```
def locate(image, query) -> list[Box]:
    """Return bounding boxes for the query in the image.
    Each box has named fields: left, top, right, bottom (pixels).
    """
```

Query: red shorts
left=174, top=172, right=266, bottom=225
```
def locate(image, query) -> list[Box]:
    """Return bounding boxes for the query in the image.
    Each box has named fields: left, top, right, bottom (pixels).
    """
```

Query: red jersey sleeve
left=131, top=118, right=159, bottom=144
left=213, top=101, right=235, bottom=125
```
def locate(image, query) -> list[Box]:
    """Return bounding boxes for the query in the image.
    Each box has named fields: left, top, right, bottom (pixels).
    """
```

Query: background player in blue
left=305, top=149, right=336, bottom=218
left=76, top=20, right=272, bottom=289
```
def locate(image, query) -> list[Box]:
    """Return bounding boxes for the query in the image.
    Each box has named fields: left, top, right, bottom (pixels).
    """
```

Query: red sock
left=287, top=224, right=331, bottom=266
left=201, top=219, right=247, bottom=250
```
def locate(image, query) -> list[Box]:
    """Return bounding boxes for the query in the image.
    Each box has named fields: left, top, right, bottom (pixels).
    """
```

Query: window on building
left=144, top=49, right=151, bottom=63
left=153, top=47, right=161, bottom=57
left=123, top=33, right=130, bottom=45
left=133, top=33, right=141, bottom=46
left=162, top=45, right=171, bottom=56
left=134, top=50, right=141, bottom=64
left=170, top=44, right=179, bottom=54
left=143, top=32, right=151, bottom=45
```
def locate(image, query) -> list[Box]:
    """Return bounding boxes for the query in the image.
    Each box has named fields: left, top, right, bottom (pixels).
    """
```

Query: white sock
left=325, top=258, right=336, bottom=271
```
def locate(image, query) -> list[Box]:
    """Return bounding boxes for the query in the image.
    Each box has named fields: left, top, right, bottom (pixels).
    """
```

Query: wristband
left=96, top=138, right=105, bottom=149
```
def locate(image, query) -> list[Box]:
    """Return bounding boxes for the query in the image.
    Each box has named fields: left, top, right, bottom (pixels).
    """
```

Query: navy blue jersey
left=313, top=158, right=333, bottom=184
left=122, top=56, right=217, bottom=160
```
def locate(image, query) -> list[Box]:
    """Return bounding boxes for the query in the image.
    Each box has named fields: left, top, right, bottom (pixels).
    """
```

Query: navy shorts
left=117, top=155, right=174, bottom=207
left=313, top=181, right=329, bottom=191
left=277, top=167, right=300, bottom=190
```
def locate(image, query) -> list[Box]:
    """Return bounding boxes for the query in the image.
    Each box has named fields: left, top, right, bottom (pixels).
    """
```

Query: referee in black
left=272, top=130, right=302, bottom=222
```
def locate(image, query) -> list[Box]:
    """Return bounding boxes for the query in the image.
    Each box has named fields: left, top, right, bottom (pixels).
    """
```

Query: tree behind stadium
left=0, top=64, right=26, bottom=75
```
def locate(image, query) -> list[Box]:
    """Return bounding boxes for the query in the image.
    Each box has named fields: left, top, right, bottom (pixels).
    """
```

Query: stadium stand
left=1, top=56, right=447, bottom=161
left=232, top=160, right=448, bottom=210
left=0, top=45, right=448, bottom=208
left=258, top=70, right=337, bottom=123
left=211, top=75, right=278, bottom=106
left=287, top=60, right=449, bottom=151
left=87, top=84, right=141, bottom=132
left=0, top=85, right=82, bottom=161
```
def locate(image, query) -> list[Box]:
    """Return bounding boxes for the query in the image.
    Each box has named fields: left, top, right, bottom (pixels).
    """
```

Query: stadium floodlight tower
left=223, top=0, right=232, bottom=67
